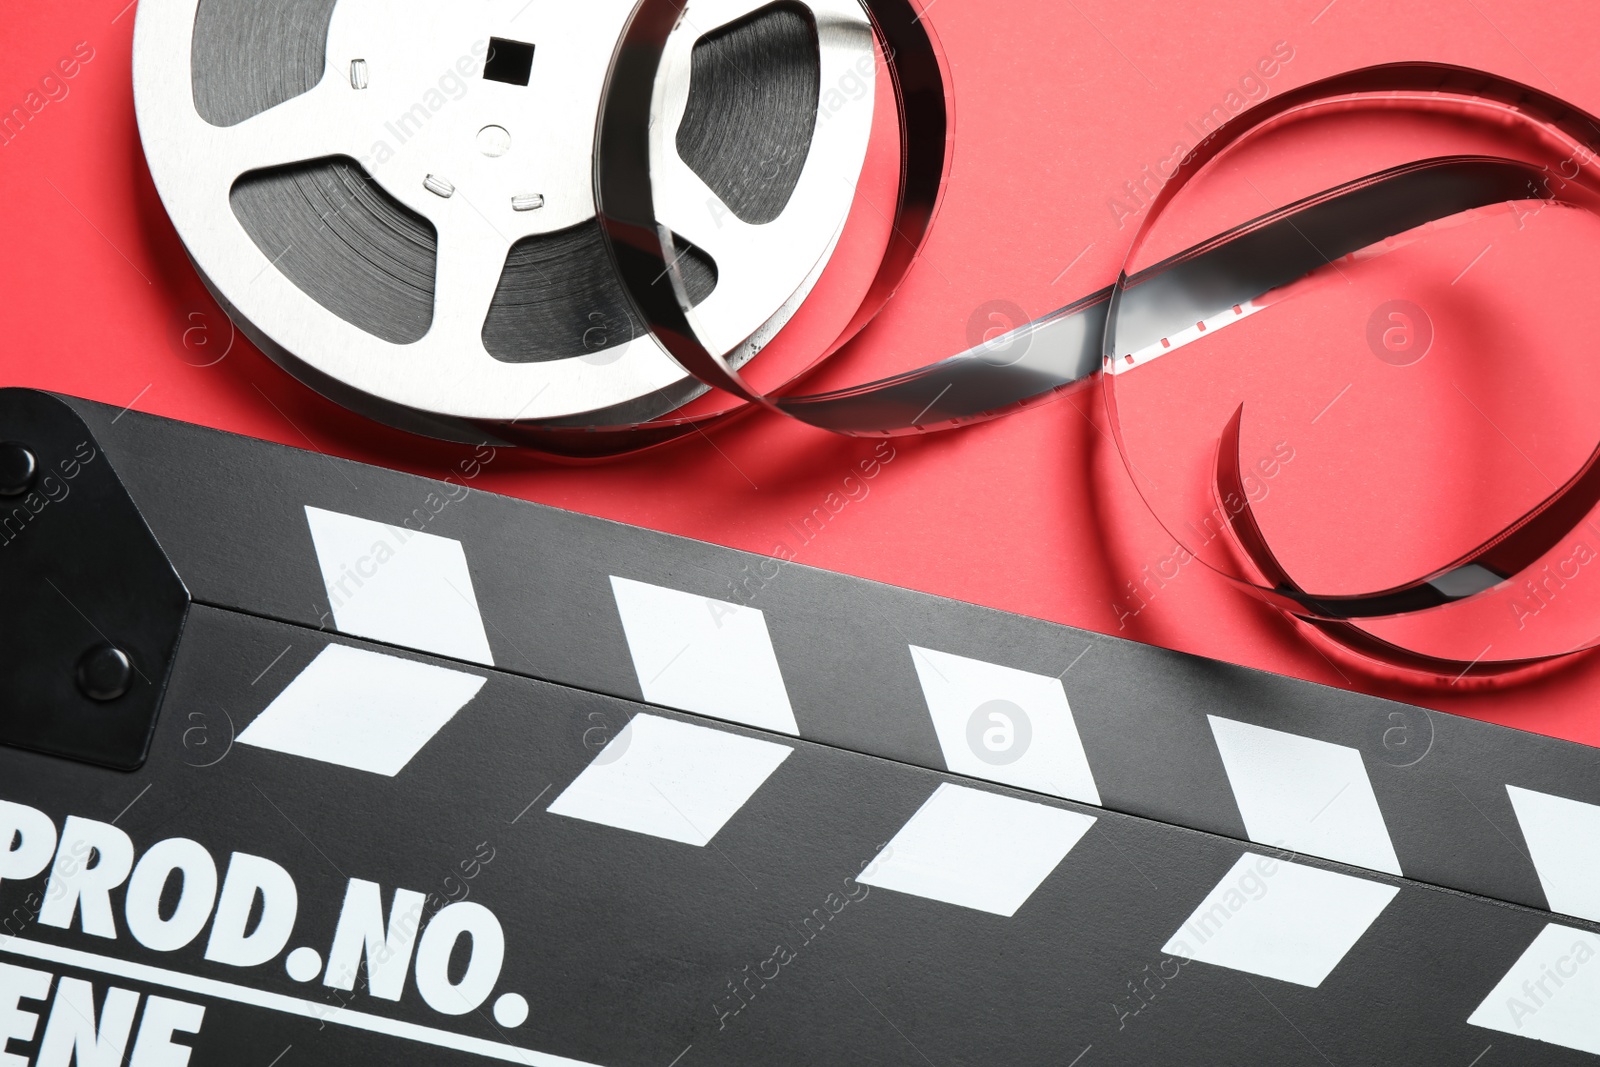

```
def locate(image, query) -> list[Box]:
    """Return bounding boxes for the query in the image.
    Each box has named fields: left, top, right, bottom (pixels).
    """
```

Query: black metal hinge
left=0, top=389, right=188, bottom=770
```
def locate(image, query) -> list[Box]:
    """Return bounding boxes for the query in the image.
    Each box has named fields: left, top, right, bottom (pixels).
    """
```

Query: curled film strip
left=1101, top=67, right=1600, bottom=679
left=132, top=1, right=1600, bottom=678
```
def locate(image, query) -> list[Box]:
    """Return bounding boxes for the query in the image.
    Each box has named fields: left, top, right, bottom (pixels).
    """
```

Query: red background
left=5, top=0, right=1600, bottom=743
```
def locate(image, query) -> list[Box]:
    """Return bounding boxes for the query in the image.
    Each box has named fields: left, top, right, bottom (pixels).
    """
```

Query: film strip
left=3, top=389, right=1600, bottom=1063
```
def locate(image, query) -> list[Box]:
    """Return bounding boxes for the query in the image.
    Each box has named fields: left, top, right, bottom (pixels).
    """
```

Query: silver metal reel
left=133, top=0, right=876, bottom=436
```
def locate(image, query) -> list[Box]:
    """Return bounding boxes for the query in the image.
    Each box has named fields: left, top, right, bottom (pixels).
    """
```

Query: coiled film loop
left=1102, top=63, right=1600, bottom=679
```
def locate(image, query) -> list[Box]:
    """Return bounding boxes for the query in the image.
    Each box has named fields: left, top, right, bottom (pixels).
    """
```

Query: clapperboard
left=0, top=386, right=1598, bottom=1066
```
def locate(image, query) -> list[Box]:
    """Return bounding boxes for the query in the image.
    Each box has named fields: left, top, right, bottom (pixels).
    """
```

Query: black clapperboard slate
left=0, top=387, right=1597, bottom=1066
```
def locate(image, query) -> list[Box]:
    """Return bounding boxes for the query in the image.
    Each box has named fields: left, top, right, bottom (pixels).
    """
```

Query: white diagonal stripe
left=910, top=646, right=1100, bottom=805
left=1209, top=716, right=1401, bottom=875
left=609, top=576, right=798, bottom=734
left=857, top=784, right=1096, bottom=917
left=1163, top=853, right=1398, bottom=988
left=548, top=714, right=792, bottom=846
left=1469, top=923, right=1600, bottom=1053
left=239, top=645, right=485, bottom=776
left=1507, top=786, right=1600, bottom=922
left=306, top=506, right=493, bottom=665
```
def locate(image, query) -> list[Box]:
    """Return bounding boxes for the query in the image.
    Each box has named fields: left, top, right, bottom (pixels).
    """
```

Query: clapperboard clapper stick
left=0, top=388, right=1596, bottom=1065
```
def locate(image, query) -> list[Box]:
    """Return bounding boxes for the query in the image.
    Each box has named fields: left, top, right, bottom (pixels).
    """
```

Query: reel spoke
left=428, top=213, right=515, bottom=354
left=211, top=78, right=373, bottom=179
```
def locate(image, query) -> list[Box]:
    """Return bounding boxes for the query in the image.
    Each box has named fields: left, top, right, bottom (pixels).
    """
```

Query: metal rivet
left=424, top=174, right=456, bottom=199
left=77, top=644, right=133, bottom=702
left=511, top=193, right=544, bottom=212
left=349, top=59, right=369, bottom=90
left=0, top=443, right=37, bottom=497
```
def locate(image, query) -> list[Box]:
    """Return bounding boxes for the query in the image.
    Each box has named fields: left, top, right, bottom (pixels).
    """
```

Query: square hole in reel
left=483, top=37, right=536, bottom=85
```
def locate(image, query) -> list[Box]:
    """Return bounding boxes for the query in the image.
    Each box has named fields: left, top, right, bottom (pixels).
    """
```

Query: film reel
left=132, top=0, right=877, bottom=437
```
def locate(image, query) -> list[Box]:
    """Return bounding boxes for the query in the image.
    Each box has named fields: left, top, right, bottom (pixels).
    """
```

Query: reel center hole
left=477, top=125, right=512, bottom=157
left=483, top=37, right=535, bottom=86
